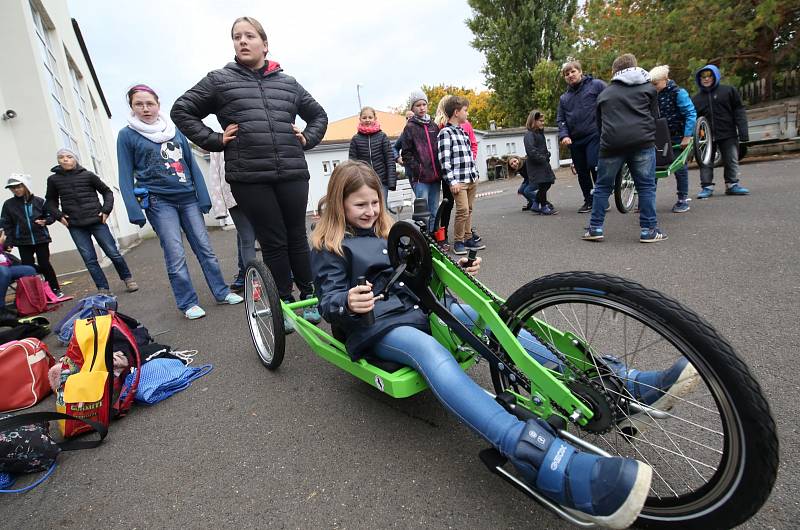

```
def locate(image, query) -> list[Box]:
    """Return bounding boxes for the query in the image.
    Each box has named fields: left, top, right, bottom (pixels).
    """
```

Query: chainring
left=566, top=378, right=619, bottom=435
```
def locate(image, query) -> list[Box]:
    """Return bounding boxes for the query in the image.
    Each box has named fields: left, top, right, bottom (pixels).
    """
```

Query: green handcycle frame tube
left=655, top=139, right=693, bottom=180
left=428, top=254, right=594, bottom=425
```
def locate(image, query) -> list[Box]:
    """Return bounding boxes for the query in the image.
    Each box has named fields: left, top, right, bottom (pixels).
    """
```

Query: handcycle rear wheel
left=244, top=260, right=285, bottom=370
left=614, top=163, right=637, bottom=213
left=491, top=271, right=778, bottom=529
left=693, top=116, right=714, bottom=168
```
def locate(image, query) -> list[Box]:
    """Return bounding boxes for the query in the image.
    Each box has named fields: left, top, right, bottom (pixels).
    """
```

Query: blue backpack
left=53, top=294, right=118, bottom=346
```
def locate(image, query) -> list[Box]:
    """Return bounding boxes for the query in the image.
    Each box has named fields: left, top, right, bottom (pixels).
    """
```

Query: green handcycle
left=243, top=202, right=777, bottom=529
left=614, top=116, right=713, bottom=213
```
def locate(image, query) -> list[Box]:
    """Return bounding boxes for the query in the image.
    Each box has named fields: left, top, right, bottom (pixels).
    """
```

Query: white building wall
left=476, top=130, right=559, bottom=179
left=305, top=145, right=349, bottom=213
left=0, top=0, right=140, bottom=254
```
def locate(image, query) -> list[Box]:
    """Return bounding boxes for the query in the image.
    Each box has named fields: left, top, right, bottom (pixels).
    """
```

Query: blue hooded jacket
left=692, top=65, right=749, bottom=141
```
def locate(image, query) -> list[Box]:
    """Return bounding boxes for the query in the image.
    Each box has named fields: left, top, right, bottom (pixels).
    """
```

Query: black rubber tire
left=244, top=259, right=285, bottom=370
left=614, top=163, right=637, bottom=213
left=693, top=116, right=714, bottom=168
left=494, top=272, right=778, bottom=529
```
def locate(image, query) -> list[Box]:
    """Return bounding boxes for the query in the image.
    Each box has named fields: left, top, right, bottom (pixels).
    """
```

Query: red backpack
left=55, top=312, right=141, bottom=438
left=15, top=276, right=48, bottom=317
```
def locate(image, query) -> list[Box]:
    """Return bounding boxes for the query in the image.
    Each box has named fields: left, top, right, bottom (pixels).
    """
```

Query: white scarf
left=126, top=111, right=176, bottom=143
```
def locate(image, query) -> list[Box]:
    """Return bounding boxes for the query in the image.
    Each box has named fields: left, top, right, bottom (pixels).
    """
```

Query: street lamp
left=356, top=84, right=363, bottom=112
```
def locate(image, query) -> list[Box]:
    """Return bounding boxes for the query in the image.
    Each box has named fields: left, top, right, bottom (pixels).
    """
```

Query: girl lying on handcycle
left=309, top=161, right=695, bottom=529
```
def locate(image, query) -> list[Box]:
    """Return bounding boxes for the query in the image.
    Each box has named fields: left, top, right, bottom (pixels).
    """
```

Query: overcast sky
left=67, top=0, right=488, bottom=133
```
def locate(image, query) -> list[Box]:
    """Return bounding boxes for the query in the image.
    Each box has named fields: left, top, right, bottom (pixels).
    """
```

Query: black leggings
left=536, top=183, right=552, bottom=205
left=229, top=180, right=313, bottom=301
left=440, top=179, right=454, bottom=239
left=18, top=243, right=59, bottom=291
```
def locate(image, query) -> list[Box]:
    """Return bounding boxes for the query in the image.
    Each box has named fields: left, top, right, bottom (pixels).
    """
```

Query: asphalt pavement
left=2, top=156, right=797, bottom=529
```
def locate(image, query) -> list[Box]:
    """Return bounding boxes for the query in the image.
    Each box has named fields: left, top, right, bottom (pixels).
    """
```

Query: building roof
left=322, top=110, right=407, bottom=143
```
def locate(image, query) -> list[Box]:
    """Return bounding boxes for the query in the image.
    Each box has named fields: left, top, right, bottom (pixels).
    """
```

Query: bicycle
left=243, top=200, right=777, bottom=529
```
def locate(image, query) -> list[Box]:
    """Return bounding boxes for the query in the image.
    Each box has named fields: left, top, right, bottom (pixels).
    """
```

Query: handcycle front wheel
left=492, top=271, right=778, bottom=529
left=614, top=163, right=637, bottom=213
left=244, top=260, right=285, bottom=370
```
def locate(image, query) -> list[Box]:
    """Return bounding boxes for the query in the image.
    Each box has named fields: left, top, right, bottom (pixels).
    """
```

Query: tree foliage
left=466, top=0, right=578, bottom=125
left=420, top=85, right=505, bottom=130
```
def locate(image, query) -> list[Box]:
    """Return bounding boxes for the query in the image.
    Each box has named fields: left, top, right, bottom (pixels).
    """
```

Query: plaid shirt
left=437, top=123, right=478, bottom=184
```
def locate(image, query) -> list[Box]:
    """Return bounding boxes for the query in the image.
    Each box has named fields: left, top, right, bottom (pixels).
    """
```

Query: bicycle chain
left=419, top=229, right=617, bottom=434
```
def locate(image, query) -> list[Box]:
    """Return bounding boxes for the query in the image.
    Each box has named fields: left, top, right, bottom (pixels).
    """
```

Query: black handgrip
left=357, top=276, right=375, bottom=326
left=464, top=249, right=478, bottom=268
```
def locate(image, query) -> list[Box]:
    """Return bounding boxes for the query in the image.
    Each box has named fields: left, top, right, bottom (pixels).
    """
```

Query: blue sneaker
left=671, top=199, right=690, bottom=213
left=453, top=241, right=467, bottom=255
left=283, top=315, right=296, bottom=334
left=464, top=236, right=486, bottom=251
left=725, top=183, right=749, bottom=195
left=184, top=305, right=206, bottom=320
left=582, top=227, right=604, bottom=241
left=639, top=228, right=668, bottom=243
left=302, top=296, right=322, bottom=325
left=471, top=228, right=482, bottom=242
left=602, top=355, right=700, bottom=432
left=697, top=187, right=714, bottom=199
left=218, top=292, right=244, bottom=305
left=537, top=203, right=558, bottom=215
left=513, top=419, right=652, bottom=528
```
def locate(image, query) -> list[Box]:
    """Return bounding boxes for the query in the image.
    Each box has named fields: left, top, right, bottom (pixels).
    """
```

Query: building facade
left=0, top=0, right=140, bottom=254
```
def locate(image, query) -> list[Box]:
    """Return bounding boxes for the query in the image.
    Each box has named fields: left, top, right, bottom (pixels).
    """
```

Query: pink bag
left=42, top=280, right=73, bottom=304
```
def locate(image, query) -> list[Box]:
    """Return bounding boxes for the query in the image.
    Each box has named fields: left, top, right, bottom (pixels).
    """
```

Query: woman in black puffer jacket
left=171, top=16, right=328, bottom=328
left=348, top=106, right=396, bottom=206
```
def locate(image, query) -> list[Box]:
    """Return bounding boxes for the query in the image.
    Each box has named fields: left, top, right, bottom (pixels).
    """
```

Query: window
left=332, top=160, right=341, bottom=168
left=487, top=144, right=497, bottom=156
left=70, top=66, right=101, bottom=174
left=31, top=3, right=77, bottom=151
left=506, top=142, right=517, bottom=154
left=322, top=161, right=331, bottom=174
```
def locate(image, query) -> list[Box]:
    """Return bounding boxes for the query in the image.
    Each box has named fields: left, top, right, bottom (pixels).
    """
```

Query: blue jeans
left=145, top=195, right=230, bottom=311
left=699, top=136, right=740, bottom=187
left=412, top=181, right=441, bottom=232
left=591, top=147, right=658, bottom=230
left=68, top=223, right=132, bottom=290
left=0, top=265, right=37, bottom=304
left=521, top=182, right=538, bottom=206
left=672, top=137, right=689, bottom=198
left=228, top=206, right=256, bottom=286
left=570, top=134, right=600, bottom=201
left=372, top=303, right=562, bottom=457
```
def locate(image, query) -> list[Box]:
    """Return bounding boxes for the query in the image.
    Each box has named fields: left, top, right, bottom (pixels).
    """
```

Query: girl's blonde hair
left=434, top=95, right=454, bottom=128
left=359, top=106, right=376, bottom=119
left=311, top=161, right=393, bottom=255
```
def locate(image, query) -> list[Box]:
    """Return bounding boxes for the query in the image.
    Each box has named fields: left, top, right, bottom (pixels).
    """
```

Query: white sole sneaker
left=617, top=362, right=700, bottom=433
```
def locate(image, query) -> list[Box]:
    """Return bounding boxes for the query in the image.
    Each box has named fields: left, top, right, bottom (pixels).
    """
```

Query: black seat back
left=655, top=117, right=674, bottom=169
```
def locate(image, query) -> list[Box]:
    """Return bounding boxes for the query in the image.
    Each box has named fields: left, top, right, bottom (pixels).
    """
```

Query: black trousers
left=440, top=179, right=454, bottom=239
left=230, top=180, right=313, bottom=301
left=536, top=183, right=552, bottom=205
left=18, top=243, right=59, bottom=291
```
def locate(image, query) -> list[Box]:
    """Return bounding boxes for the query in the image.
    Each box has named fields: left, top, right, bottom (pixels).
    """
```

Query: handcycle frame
left=279, top=221, right=597, bottom=426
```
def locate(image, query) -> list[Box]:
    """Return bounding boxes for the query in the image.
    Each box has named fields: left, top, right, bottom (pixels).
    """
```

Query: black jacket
left=596, top=69, right=658, bottom=157
left=0, top=195, right=55, bottom=246
left=312, top=228, right=429, bottom=360
left=171, top=60, right=328, bottom=184
left=523, top=130, right=556, bottom=186
left=349, top=131, right=397, bottom=190
left=45, top=165, right=113, bottom=227
left=692, top=84, right=749, bottom=142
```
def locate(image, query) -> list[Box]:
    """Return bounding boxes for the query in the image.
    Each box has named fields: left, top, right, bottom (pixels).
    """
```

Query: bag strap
left=0, top=411, right=108, bottom=451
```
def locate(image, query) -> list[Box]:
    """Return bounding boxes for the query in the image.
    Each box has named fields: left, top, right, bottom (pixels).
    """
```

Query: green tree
left=530, top=60, right=563, bottom=122
left=466, top=0, right=578, bottom=125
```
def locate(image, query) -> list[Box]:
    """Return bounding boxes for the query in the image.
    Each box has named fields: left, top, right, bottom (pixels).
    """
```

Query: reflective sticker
left=374, top=375, right=385, bottom=392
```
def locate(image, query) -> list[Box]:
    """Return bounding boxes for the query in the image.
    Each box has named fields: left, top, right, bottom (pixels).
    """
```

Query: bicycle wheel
left=244, top=260, right=285, bottom=370
left=492, top=272, right=778, bottom=529
left=693, top=116, right=713, bottom=168
left=614, top=163, right=637, bottom=213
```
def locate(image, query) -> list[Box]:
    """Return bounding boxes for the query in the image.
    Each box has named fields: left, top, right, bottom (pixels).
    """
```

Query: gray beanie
left=408, top=89, right=428, bottom=108
left=57, top=147, right=79, bottom=163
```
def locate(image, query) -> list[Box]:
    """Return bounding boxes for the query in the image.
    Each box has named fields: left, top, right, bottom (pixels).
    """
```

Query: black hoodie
left=45, top=164, right=114, bottom=227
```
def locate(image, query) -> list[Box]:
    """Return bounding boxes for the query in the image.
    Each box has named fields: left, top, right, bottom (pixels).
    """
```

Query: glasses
left=132, top=102, right=158, bottom=109
left=700, top=73, right=714, bottom=79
